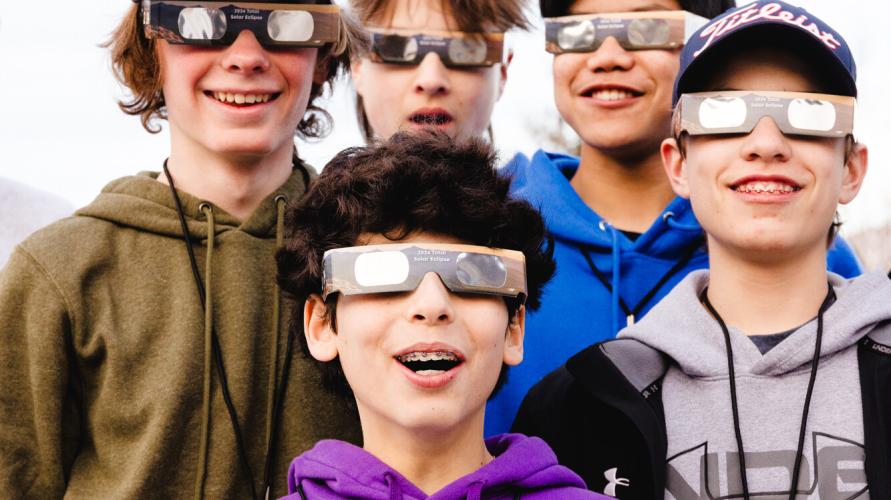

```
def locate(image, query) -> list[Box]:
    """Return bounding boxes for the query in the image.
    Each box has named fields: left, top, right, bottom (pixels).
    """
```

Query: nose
left=413, top=52, right=451, bottom=96
left=406, top=273, right=454, bottom=325
left=220, top=30, right=270, bottom=74
left=739, top=116, right=792, bottom=163
left=585, top=36, right=635, bottom=73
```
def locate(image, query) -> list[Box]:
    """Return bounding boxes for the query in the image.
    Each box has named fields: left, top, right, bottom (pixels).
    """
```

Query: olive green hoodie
left=0, top=169, right=361, bottom=499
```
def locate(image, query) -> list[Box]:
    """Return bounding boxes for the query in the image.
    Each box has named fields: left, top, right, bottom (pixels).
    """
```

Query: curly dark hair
left=277, top=131, right=555, bottom=398
left=540, top=0, right=736, bottom=19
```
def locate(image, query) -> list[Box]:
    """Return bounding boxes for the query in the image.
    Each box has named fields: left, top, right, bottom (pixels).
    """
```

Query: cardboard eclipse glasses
left=674, top=91, right=856, bottom=138
left=368, top=29, right=506, bottom=67
left=322, top=243, right=527, bottom=302
left=141, top=1, right=341, bottom=47
left=545, top=10, right=707, bottom=53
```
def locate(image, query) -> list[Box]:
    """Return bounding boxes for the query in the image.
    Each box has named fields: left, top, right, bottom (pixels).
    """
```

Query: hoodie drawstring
left=194, top=203, right=215, bottom=500
left=260, top=195, right=288, bottom=500
left=163, top=163, right=257, bottom=500
left=580, top=218, right=704, bottom=334
left=700, top=284, right=835, bottom=500
left=607, top=223, right=623, bottom=333
left=384, top=472, right=402, bottom=500
left=467, top=480, right=485, bottom=500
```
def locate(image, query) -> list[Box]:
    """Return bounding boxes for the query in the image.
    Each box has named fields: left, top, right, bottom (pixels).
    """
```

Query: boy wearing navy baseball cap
left=513, top=2, right=891, bottom=498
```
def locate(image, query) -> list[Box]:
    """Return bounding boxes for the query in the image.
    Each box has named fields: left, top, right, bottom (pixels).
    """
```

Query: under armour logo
left=604, top=467, right=631, bottom=496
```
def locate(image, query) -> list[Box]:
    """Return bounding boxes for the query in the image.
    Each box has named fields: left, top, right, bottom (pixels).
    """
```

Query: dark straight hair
left=539, top=0, right=737, bottom=19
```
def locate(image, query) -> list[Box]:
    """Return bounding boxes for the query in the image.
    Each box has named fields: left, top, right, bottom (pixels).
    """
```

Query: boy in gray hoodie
left=513, top=2, right=891, bottom=498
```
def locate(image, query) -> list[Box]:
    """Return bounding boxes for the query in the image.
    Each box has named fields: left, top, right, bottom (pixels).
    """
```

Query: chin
left=212, top=140, right=282, bottom=159
left=724, top=230, right=810, bottom=257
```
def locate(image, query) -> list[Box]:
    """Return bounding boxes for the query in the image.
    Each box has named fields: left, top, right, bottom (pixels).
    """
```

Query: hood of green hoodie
left=76, top=169, right=313, bottom=240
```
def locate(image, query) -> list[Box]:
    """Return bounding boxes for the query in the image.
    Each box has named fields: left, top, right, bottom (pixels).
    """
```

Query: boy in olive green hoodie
left=0, top=2, right=363, bottom=498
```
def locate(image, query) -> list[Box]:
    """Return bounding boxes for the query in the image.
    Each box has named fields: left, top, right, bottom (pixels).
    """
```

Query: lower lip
left=732, top=188, right=801, bottom=204
left=397, top=360, right=463, bottom=389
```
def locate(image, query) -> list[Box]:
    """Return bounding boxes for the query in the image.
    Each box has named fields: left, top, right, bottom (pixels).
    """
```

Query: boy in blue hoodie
left=276, top=132, right=605, bottom=499
left=486, top=0, right=863, bottom=436
left=515, top=2, right=891, bottom=497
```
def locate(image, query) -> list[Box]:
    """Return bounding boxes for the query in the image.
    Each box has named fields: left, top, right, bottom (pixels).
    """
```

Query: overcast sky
left=1, top=1, right=888, bottom=235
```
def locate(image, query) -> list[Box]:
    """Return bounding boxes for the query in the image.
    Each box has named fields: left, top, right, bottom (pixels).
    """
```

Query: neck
left=705, top=243, right=830, bottom=335
left=160, top=138, right=294, bottom=222
left=360, top=409, right=491, bottom=495
left=571, top=143, right=676, bottom=233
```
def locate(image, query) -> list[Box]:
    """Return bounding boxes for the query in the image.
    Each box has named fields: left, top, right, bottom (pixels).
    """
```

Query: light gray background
left=1, top=1, right=888, bottom=235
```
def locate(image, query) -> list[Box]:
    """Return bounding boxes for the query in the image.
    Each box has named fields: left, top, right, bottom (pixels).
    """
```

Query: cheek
left=551, top=56, right=575, bottom=101
left=356, top=65, right=411, bottom=126
left=453, top=70, right=500, bottom=118
left=157, top=46, right=205, bottom=109
left=279, top=49, right=318, bottom=99
left=464, top=300, right=510, bottom=349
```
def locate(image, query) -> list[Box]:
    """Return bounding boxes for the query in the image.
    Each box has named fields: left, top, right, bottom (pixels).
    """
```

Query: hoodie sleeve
left=0, top=247, right=80, bottom=498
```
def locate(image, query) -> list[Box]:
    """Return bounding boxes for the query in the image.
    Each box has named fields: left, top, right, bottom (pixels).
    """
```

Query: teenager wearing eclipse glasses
left=515, top=2, right=891, bottom=497
left=348, top=0, right=529, bottom=142
left=276, top=132, right=606, bottom=499
left=0, top=1, right=363, bottom=498
left=485, top=0, right=864, bottom=437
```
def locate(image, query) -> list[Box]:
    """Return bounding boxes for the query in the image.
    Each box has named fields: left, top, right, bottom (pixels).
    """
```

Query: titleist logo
left=694, top=2, right=842, bottom=58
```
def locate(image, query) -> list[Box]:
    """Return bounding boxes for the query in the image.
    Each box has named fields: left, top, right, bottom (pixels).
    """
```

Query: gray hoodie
left=620, top=270, right=891, bottom=499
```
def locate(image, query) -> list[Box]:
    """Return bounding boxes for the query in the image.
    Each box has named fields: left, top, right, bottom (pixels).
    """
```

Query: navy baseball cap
left=673, top=1, right=857, bottom=105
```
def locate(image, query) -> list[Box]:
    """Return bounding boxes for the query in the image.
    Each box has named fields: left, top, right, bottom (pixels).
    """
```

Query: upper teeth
left=213, top=92, right=272, bottom=104
left=397, top=351, right=458, bottom=363
left=590, top=89, right=635, bottom=101
left=735, top=181, right=798, bottom=194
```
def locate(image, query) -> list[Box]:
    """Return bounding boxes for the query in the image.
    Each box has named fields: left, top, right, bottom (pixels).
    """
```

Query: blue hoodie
left=484, top=150, right=862, bottom=436
left=283, top=433, right=606, bottom=499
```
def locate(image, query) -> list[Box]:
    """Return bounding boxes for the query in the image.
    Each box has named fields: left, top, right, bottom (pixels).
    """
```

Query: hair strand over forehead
left=351, top=0, right=532, bottom=32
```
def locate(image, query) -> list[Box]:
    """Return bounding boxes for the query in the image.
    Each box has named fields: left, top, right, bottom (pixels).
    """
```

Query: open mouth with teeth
left=582, top=87, right=643, bottom=101
left=396, top=351, right=464, bottom=376
left=206, top=91, right=280, bottom=106
left=407, top=112, right=454, bottom=126
left=732, top=180, right=801, bottom=194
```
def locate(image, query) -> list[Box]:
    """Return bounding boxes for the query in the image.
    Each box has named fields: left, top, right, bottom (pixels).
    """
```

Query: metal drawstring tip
left=626, top=314, right=635, bottom=326
left=264, top=486, right=271, bottom=500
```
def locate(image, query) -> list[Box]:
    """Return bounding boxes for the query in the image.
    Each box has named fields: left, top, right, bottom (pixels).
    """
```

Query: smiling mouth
left=206, top=91, right=280, bottom=106
left=396, top=351, right=463, bottom=376
left=732, top=180, right=801, bottom=194
left=408, top=111, right=454, bottom=126
left=582, top=87, right=643, bottom=101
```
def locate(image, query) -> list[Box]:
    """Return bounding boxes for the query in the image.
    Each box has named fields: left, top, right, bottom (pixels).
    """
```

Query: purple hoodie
left=283, top=433, right=608, bottom=499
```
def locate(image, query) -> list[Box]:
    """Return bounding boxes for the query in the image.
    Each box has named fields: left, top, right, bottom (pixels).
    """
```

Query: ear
left=303, top=294, right=339, bottom=362
left=503, top=304, right=525, bottom=366
left=661, top=136, right=691, bottom=199
left=838, top=142, right=868, bottom=205
left=352, top=56, right=369, bottom=97
left=495, top=49, right=513, bottom=100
